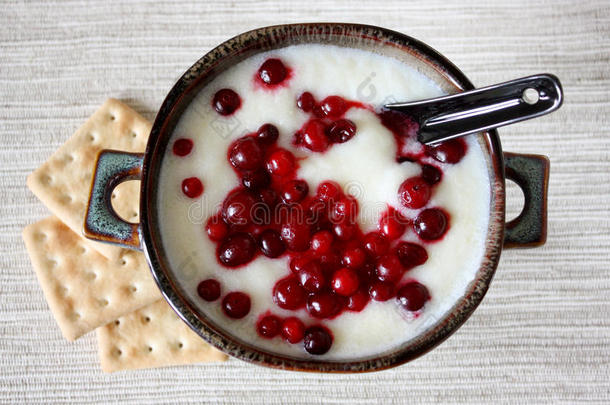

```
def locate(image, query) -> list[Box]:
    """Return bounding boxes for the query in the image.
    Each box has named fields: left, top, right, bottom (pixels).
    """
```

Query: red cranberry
left=397, top=282, right=430, bottom=311
left=318, top=96, right=347, bottom=118
left=266, top=149, right=295, bottom=176
left=331, top=268, right=360, bottom=296
left=229, top=137, right=263, bottom=171
left=256, top=123, right=279, bottom=145
left=375, top=254, right=405, bottom=283
left=369, top=281, right=396, bottom=301
left=319, top=252, right=341, bottom=274
left=222, top=291, right=251, bottom=318
left=316, top=181, right=342, bottom=202
left=332, top=222, right=356, bottom=241
left=258, top=58, right=288, bottom=85
left=205, top=216, right=228, bottom=241
left=197, top=279, right=221, bottom=301
left=396, top=242, right=428, bottom=269
left=347, top=288, right=370, bottom=312
left=258, top=229, right=285, bottom=258
left=310, top=230, right=334, bottom=255
left=300, top=119, right=329, bottom=152
left=259, top=189, right=278, bottom=208
left=303, top=325, right=333, bottom=355
left=182, top=177, right=204, bottom=198
left=378, top=208, right=408, bottom=240
left=327, top=119, right=357, bottom=143
left=281, top=317, right=305, bottom=343
left=222, top=189, right=258, bottom=225
left=281, top=179, right=309, bottom=203
left=241, top=170, right=270, bottom=191
left=421, top=164, right=442, bottom=185
left=212, top=88, right=241, bottom=116
left=217, top=233, right=257, bottom=267
left=398, top=177, right=431, bottom=209
left=273, top=276, right=306, bottom=310
left=306, top=291, right=341, bottom=319
left=297, top=92, right=315, bottom=112
left=280, top=216, right=311, bottom=252
left=330, top=195, right=358, bottom=221
left=289, top=255, right=310, bottom=273
left=297, top=261, right=326, bottom=292
left=363, top=232, right=389, bottom=258
left=256, top=314, right=281, bottom=338
left=173, top=138, right=193, bottom=156
left=425, top=138, right=466, bottom=164
left=413, top=208, right=449, bottom=240
left=341, top=247, right=366, bottom=269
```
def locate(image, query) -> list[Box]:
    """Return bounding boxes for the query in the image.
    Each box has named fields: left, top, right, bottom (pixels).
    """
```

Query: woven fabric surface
left=1, top=0, right=609, bottom=403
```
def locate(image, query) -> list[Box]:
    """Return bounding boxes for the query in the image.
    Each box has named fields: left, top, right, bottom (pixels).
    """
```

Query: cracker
left=22, top=216, right=161, bottom=341
left=26, top=98, right=150, bottom=261
left=97, top=299, right=227, bottom=372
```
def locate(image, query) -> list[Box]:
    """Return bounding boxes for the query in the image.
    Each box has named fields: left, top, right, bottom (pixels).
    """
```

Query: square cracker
left=26, top=98, right=151, bottom=261
left=97, top=299, right=227, bottom=372
left=22, top=216, right=161, bottom=341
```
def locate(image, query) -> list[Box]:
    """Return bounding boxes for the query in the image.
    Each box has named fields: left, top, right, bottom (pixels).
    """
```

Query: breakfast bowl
left=83, top=23, right=549, bottom=372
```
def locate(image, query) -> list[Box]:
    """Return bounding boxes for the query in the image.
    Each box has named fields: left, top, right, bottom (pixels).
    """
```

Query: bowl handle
left=83, top=150, right=144, bottom=251
left=503, top=152, right=550, bottom=248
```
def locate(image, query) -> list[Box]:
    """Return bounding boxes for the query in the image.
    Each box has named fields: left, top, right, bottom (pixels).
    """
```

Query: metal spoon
left=384, top=74, right=563, bottom=145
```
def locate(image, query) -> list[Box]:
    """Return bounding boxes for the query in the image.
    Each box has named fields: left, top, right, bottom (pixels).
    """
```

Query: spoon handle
left=385, top=74, right=563, bottom=145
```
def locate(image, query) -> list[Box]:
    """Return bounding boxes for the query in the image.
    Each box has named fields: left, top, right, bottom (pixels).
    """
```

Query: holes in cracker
left=115, top=348, right=122, bottom=356
left=109, top=113, right=116, bottom=121
left=178, top=342, right=184, bottom=349
left=114, top=320, right=121, bottom=326
left=99, top=298, right=109, bottom=307
left=129, top=285, right=138, bottom=293
left=147, top=346, right=153, bottom=353
left=130, top=131, right=137, bottom=139
left=143, top=316, right=151, bottom=323
left=110, top=180, right=141, bottom=224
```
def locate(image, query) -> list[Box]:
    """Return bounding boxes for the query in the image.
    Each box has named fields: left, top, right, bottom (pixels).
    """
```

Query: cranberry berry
left=310, top=230, right=334, bottom=256
left=273, top=276, right=306, bottom=310
left=300, top=119, right=329, bottom=152
left=205, top=216, right=228, bottom=241
left=413, top=208, right=449, bottom=240
left=280, top=216, right=311, bottom=251
left=327, top=119, right=357, bottom=143
left=318, top=96, right=347, bottom=119
left=258, top=58, right=288, bottom=85
left=266, top=149, right=295, bottom=176
left=173, top=138, right=193, bottom=156
left=229, top=137, right=263, bottom=171
left=281, top=179, right=309, bottom=203
left=341, top=247, right=366, bottom=269
left=182, top=177, right=204, bottom=198
left=396, top=242, right=428, bottom=269
left=241, top=170, right=270, bottom=191
left=217, top=233, right=257, bottom=267
left=297, top=261, right=326, bottom=292
left=222, top=291, right=251, bottom=319
left=316, top=181, right=342, bottom=202
left=397, top=282, right=430, bottom=311
left=375, top=254, right=405, bottom=283
left=398, top=177, right=431, bottom=209
left=306, top=291, right=341, bottom=319
left=369, top=281, right=395, bottom=301
left=378, top=208, right=408, bottom=240
left=197, top=279, right=221, bottom=302
left=303, top=326, right=333, bottom=355
left=256, top=123, right=279, bottom=145
left=347, top=288, right=370, bottom=312
left=222, top=189, right=258, bottom=226
left=212, top=88, right=241, bottom=116
left=425, top=138, right=466, bottom=164
left=363, top=232, right=389, bottom=258
left=281, top=317, right=305, bottom=343
left=256, top=314, right=281, bottom=338
left=331, top=268, right=360, bottom=296
left=258, top=229, right=286, bottom=258
left=297, top=92, right=315, bottom=112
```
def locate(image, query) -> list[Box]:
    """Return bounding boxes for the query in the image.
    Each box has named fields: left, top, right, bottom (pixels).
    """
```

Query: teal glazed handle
left=83, top=150, right=144, bottom=251
left=503, top=152, right=550, bottom=248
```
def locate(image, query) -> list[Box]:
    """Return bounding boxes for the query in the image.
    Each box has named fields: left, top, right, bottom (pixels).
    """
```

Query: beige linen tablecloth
left=1, top=1, right=609, bottom=403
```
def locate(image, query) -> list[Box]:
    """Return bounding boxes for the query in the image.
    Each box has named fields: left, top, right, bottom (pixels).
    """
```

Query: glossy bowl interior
left=140, top=23, right=505, bottom=372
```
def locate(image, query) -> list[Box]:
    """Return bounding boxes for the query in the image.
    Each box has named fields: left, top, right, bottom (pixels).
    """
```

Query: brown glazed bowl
left=83, top=23, right=550, bottom=372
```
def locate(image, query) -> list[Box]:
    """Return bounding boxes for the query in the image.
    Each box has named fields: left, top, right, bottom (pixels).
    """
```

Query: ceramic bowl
left=84, top=23, right=549, bottom=372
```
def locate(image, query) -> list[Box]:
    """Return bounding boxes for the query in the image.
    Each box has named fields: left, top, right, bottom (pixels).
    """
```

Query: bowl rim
left=139, top=22, right=505, bottom=373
